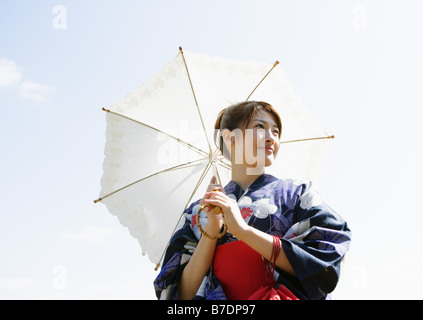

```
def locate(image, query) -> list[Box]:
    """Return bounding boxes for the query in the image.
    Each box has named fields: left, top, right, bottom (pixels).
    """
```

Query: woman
left=154, top=101, right=351, bottom=300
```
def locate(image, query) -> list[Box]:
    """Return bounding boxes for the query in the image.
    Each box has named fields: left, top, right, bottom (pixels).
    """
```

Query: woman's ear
left=221, top=129, right=232, bottom=145
left=221, top=129, right=234, bottom=160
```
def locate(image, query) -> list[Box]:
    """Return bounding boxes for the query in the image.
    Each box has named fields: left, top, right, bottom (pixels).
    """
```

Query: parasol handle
left=196, top=204, right=227, bottom=240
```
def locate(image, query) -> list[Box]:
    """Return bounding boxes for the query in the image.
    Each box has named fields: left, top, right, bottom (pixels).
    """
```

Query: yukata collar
left=223, top=173, right=278, bottom=200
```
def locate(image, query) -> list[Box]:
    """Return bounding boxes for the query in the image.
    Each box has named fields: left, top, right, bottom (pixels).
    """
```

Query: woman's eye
left=255, top=124, right=264, bottom=129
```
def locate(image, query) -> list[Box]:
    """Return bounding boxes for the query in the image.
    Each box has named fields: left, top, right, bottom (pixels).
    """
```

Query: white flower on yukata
left=299, top=185, right=323, bottom=210
left=237, top=196, right=278, bottom=220
left=290, top=180, right=323, bottom=210
left=189, top=204, right=206, bottom=238
left=252, top=198, right=278, bottom=218
left=283, top=219, right=311, bottom=241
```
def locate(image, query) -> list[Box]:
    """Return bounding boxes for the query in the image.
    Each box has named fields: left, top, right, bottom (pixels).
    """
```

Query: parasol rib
left=102, top=107, right=209, bottom=158
left=280, top=135, right=335, bottom=144
left=246, top=60, right=280, bottom=101
left=94, top=158, right=208, bottom=203
left=217, top=160, right=231, bottom=171
left=179, top=47, right=212, bottom=154
left=155, top=160, right=214, bottom=270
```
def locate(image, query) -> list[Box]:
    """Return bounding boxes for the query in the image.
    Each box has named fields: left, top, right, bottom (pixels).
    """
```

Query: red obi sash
left=212, top=240, right=298, bottom=300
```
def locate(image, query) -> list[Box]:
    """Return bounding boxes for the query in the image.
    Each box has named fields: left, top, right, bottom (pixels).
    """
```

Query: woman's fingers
left=206, top=176, right=224, bottom=193
left=203, top=190, right=225, bottom=205
left=204, top=192, right=225, bottom=202
left=204, top=197, right=224, bottom=208
left=206, top=185, right=224, bottom=193
left=204, top=190, right=225, bottom=197
left=204, top=192, right=230, bottom=210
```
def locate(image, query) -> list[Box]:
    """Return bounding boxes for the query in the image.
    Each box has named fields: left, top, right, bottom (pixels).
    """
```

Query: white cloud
left=20, top=80, right=54, bottom=102
left=61, top=226, right=122, bottom=246
left=0, top=58, right=22, bottom=87
left=0, top=57, right=53, bottom=102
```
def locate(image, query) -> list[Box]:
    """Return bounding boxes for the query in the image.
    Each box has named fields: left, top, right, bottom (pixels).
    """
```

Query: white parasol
left=94, top=47, right=334, bottom=269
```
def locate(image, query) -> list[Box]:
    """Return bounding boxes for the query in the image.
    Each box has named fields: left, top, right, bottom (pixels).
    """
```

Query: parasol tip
left=93, top=198, right=102, bottom=204
left=179, top=46, right=183, bottom=54
left=274, top=60, right=280, bottom=67
left=154, top=263, right=160, bottom=271
left=102, top=107, right=110, bottom=112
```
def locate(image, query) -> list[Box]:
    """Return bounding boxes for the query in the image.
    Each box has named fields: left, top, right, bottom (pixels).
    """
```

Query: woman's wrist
left=204, top=221, right=223, bottom=238
left=232, top=223, right=252, bottom=241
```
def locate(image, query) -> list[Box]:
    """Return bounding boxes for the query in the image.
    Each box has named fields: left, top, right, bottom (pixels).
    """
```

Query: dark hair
left=214, top=101, right=282, bottom=158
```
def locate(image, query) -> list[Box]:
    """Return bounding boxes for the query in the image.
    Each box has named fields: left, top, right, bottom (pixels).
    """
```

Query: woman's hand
left=204, top=190, right=250, bottom=238
left=178, top=176, right=225, bottom=300
left=200, top=176, right=225, bottom=235
left=204, top=189, right=296, bottom=277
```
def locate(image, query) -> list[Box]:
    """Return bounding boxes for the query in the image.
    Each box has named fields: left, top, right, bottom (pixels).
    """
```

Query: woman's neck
left=231, top=163, right=264, bottom=191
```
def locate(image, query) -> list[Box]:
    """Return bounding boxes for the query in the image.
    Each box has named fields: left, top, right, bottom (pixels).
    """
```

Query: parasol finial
left=246, top=59, right=280, bottom=101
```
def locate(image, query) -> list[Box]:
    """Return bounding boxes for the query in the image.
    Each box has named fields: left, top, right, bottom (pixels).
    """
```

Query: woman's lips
left=265, top=147, right=274, bottom=153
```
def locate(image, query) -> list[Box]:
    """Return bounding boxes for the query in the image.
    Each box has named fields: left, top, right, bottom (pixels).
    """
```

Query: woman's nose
left=265, top=130, right=276, bottom=144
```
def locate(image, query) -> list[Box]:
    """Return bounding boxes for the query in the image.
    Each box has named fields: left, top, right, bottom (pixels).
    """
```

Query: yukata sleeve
left=153, top=202, right=199, bottom=300
left=281, top=181, right=352, bottom=300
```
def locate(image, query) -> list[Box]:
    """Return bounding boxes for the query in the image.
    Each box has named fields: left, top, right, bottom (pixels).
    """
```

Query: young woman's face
left=224, top=109, right=280, bottom=173
left=245, top=109, right=280, bottom=167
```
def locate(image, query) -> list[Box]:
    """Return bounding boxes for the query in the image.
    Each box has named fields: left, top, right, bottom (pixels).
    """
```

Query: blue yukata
left=153, top=174, right=351, bottom=300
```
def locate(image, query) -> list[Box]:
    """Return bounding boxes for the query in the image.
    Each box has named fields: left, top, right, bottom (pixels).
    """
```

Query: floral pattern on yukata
left=154, top=174, right=351, bottom=300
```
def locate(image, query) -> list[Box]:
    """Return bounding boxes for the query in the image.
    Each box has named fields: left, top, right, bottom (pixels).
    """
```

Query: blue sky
left=1, top=0, right=423, bottom=299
